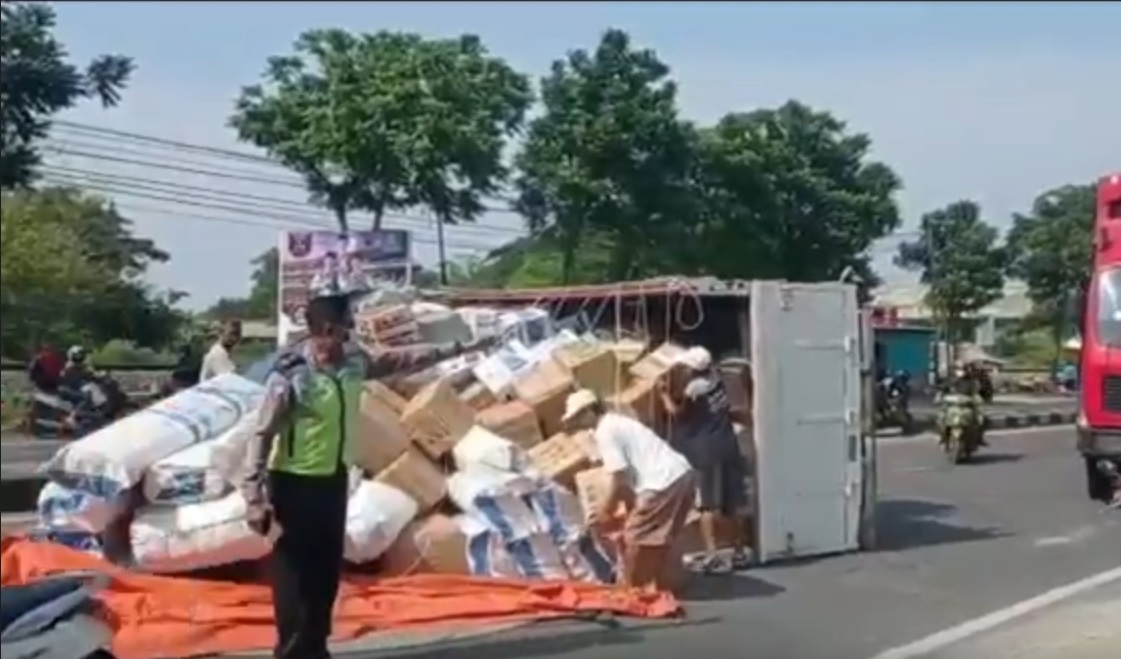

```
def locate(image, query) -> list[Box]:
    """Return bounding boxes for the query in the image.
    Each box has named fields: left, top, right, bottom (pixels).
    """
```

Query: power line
left=38, top=174, right=500, bottom=252
left=50, top=119, right=522, bottom=207
left=46, top=120, right=916, bottom=257
left=39, top=164, right=524, bottom=239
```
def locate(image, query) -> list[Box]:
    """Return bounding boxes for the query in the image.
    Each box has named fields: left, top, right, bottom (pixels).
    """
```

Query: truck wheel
left=1084, top=455, right=1113, bottom=502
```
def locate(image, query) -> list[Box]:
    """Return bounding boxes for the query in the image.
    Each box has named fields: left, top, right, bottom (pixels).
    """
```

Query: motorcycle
left=876, top=373, right=916, bottom=434
left=937, top=393, right=984, bottom=464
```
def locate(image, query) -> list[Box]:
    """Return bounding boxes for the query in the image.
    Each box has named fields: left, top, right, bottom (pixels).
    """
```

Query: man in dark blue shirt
left=662, top=346, right=752, bottom=573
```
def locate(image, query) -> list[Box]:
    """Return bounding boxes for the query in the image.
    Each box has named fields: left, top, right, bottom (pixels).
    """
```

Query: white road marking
left=866, top=566, right=1121, bottom=659
left=878, top=424, right=1072, bottom=447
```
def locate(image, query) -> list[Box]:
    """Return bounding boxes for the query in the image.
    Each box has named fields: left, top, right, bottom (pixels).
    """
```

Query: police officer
left=242, top=293, right=460, bottom=659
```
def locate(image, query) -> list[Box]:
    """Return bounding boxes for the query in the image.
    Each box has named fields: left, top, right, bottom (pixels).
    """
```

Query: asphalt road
left=915, top=578, right=1119, bottom=659
left=0, top=437, right=64, bottom=480
left=318, top=425, right=1118, bottom=659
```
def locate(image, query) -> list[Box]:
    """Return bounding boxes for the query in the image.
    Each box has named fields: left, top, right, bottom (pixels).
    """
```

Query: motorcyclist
left=58, top=346, right=115, bottom=435
left=945, top=365, right=986, bottom=446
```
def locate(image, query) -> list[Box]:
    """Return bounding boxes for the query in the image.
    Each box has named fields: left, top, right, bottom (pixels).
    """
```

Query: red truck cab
left=1078, top=173, right=1121, bottom=500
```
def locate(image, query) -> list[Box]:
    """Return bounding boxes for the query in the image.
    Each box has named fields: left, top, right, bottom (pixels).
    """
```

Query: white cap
left=562, top=389, right=599, bottom=422
left=677, top=346, right=712, bottom=371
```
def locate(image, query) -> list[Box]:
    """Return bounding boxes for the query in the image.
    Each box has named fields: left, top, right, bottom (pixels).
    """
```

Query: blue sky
left=48, top=1, right=1120, bottom=309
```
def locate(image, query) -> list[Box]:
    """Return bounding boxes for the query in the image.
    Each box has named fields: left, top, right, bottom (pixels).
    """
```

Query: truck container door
left=751, top=281, right=863, bottom=562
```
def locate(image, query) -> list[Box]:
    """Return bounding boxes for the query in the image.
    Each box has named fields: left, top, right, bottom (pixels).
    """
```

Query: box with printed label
left=476, top=399, right=544, bottom=450
left=400, top=378, right=476, bottom=458
left=512, top=358, right=575, bottom=438
left=528, top=431, right=593, bottom=486
left=353, top=391, right=411, bottom=474
left=374, top=448, right=447, bottom=511
left=553, top=343, right=621, bottom=398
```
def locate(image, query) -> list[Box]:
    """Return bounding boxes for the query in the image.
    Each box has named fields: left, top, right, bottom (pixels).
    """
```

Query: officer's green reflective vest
left=268, top=364, right=363, bottom=477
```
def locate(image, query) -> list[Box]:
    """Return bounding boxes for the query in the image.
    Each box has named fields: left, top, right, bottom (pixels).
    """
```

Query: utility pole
left=926, top=221, right=952, bottom=381
left=435, top=213, right=449, bottom=286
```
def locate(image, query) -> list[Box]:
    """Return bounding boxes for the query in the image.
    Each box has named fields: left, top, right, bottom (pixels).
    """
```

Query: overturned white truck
left=441, top=277, right=877, bottom=564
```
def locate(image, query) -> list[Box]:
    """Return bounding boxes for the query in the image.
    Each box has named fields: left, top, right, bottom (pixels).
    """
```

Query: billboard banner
left=276, top=229, right=411, bottom=345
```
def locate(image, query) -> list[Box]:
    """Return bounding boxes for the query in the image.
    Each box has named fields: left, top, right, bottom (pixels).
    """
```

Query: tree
left=896, top=200, right=1006, bottom=345
left=0, top=2, right=133, bottom=189
left=1, top=190, right=107, bottom=353
left=514, top=29, right=697, bottom=283
left=205, top=248, right=279, bottom=320
left=231, top=29, right=532, bottom=283
left=1005, top=183, right=1095, bottom=362
left=0, top=187, right=183, bottom=357
left=693, top=102, right=902, bottom=284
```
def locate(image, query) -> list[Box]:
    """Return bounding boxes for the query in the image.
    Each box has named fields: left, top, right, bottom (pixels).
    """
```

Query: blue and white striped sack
left=35, top=482, right=125, bottom=534
left=460, top=507, right=616, bottom=584
left=141, top=408, right=261, bottom=505
left=42, top=374, right=265, bottom=498
left=26, top=527, right=103, bottom=555
left=449, top=471, right=615, bottom=583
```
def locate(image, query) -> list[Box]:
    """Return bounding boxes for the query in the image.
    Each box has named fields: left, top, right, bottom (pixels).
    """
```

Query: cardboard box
left=574, top=468, right=611, bottom=521
left=553, top=343, right=621, bottom=398
left=400, top=378, right=476, bottom=458
left=610, top=377, right=662, bottom=430
left=528, top=431, right=593, bottom=486
left=375, top=448, right=447, bottom=511
left=363, top=379, right=408, bottom=415
left=629, top=342, right=686, bottom=382
left=512, top=358, right=575, bottom=438
left=475, top=399, right=544, bottom=450
left=352, top=393, right=411, bottom=474
left=459, top=381, right=499, bottom=411
left=607, top=339, right=648, bottom=366
left=379, top=514, right=469, bottom=577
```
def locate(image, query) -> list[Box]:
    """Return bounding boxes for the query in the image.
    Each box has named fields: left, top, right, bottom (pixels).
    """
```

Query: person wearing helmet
left=242, top=293, right=463, bottom=659
left=59, top=346, right=92, bottom=392
left=662, top=346, right=752, bottom=573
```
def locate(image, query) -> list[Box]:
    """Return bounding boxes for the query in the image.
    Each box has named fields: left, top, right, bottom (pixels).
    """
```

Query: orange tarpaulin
left=0, top=536, right=679, bottom=659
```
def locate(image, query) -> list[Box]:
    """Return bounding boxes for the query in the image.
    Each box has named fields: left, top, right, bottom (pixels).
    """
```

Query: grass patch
left=1, top=392, right=30, bottom=430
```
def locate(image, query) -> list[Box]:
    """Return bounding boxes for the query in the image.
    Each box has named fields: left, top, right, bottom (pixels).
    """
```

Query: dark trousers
left=268, top=468, right=348, bottom=659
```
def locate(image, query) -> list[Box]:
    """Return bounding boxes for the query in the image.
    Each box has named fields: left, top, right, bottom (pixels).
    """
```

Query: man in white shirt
left=562, top=389, right=695, bottom=592
left=199, top=320, right=242, bottom=381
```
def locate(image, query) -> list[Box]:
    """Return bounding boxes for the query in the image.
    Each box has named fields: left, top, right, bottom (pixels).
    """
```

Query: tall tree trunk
left=333, top=204, right=349, bottom=234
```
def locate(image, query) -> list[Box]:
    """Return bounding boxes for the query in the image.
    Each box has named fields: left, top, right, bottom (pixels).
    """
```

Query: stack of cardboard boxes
left=351, top=338, right=750, bottom=581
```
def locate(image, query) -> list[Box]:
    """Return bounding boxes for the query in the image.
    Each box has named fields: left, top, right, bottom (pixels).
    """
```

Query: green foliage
left=0, top=188, right=185, bottom=358
left=0, top=2, right=133, bottom=189
left=515, top=29, right=697, bottom=283
left=230, top=29, right=532, bottom=240
left=1005, top=184, right=1094, bottom=356
left=896, top=200, right=1006, bottom=340
left=695, top=103, right=902, bottom=283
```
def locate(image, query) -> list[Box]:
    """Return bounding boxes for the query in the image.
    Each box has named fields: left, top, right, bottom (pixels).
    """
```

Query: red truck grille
left=1102, top=375, right=1121, bottom=412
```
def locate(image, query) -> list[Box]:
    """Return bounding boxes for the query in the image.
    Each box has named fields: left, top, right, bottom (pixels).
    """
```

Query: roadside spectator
left=562, top=388, right=695, bottom=592
left=199, top=320, right=242, bottom=381
left=661, top=346, right=752, bottom=573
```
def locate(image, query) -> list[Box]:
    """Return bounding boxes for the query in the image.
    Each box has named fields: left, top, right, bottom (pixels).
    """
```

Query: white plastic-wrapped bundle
left=43, top=374, right=265, bottom=498
left=130, top=491, right=272, bottom=574
left=343, top=481, right=418, bottom=564
left=35, top=482, right=124, bottom=534
left=471, top=340, right=534, bottom=395
left=498, top=308, right=554, bottom=346
left=141, top=407, right=260, bottom=505
left=452, top=425, right=532, bottom=474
